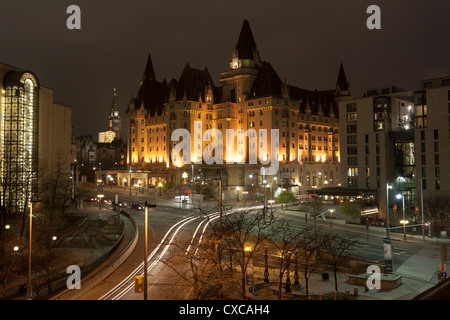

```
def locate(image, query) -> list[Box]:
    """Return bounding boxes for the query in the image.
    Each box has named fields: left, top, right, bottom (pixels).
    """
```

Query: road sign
left=134, top=276, right=144, bottom=293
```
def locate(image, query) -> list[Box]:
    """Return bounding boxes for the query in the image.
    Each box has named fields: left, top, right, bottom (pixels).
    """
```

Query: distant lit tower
left=109, top=88, right=121, bottom=140
left=99, top=88, right=121, bottom=143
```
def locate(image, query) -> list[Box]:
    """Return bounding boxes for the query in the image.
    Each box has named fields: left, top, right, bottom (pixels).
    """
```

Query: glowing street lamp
left=98, top=194, right=104, bottom=209
left=242, top=191, right=248, bottom=205
left=329, top=209, right=335, bottom=227
left=236, top=186, right=240, bottom=202
left=400, top=219, right=409, bottom=240
left=397, top=193, right=407, bottom=240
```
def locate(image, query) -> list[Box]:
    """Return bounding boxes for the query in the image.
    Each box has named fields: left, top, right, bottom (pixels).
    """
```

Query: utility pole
left=144, top=202, right=149, bottom=300
left=420, top=179, right=425, bottom=244
left=218, top=179, right=223, bottom=273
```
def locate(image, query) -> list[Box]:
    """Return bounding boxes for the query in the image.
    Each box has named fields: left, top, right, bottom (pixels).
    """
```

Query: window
left=434, top=142, right=439, bottom=152
left=436, top=179, right=441, bottom=190
left=421, top=155, right=426, bottom=165
left=347, top=135, right=357, bottom=144
left=365, top=134, right=369, bottom=143
left=347, top=146, right=358, bottom=155
left=347, top=125, right=357, bottom=133
left=348, top=157, right=358, bottom=165
left=377, top=167, right=381, bottom=177
left=346, top=103, right=357, bottom=113
left=421, top=143, right=426, bottom=153
left=347, top=114, right=357, bottom=123
left=422, top=167, right=426, bottom=177
left=435, top=167, right=440, bottom=177
left=348, top=178, right=358, bottom=187
left=434, top=129, right=439, bottom=139
left=347, top=168, right=358, bottom=177
left=435, top=155, right=439, bottom=165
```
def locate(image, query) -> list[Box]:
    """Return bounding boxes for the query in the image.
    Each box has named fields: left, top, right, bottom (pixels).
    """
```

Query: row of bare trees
left=162, top=206, right=356, bottom=300
left=0, top=152, right=82, bottom=298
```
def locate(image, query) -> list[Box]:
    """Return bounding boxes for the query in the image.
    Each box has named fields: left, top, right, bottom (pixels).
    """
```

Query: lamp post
left=143, top=202, right=149, bottom=300
left=420, top=179, right=425, bottom=244
left=98, top=194, right=104, bottom=209
left=236, top=186, right=240, bottom=202
left=397, top=193, right=407, bottom=240
left=242, top=191, right=248, bottom=206
left=268, top=200, right=275, bottom=214
left=191, top=163, right=195, bottom=204
left=329, top=209, right=335, bottom=227
left=27, top=200, right=41, bottom=300
left=386, top=183, right=393, bottom=237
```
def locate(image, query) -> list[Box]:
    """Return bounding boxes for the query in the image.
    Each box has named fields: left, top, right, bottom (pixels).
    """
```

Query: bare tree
left=322, top=233, right=357, bottom=292
left=297, top=227, right=322, bottom=298
left=221, top=209, right=272, bottom=300
left=266, top=219, right=309, bottom=300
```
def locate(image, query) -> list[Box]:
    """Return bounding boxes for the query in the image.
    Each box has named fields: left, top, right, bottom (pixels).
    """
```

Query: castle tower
left=109, top=88, right=121, bottom=140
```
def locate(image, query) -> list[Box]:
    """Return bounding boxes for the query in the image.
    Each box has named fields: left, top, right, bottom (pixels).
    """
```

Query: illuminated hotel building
left=125, top=20, right=351, bottom=197
left=0, top=62, right=72, bottom=212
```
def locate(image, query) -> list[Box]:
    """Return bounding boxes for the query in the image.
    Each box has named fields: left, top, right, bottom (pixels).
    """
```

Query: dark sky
left=1, top=0, right=449, bottom=138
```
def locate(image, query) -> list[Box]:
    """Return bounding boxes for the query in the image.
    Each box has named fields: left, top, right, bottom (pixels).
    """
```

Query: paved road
left=78, top=185, right=444, bottom=300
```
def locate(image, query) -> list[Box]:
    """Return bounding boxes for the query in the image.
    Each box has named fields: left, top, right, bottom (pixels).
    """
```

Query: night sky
left=1, top=0, right=449, bottom=138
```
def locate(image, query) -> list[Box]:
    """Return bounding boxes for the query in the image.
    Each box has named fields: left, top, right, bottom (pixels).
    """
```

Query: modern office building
left=124, top=20, right=350, bottom=199
left=0, top=62, right=72, bottom=212
left=339, top=76, right=450, bottom=222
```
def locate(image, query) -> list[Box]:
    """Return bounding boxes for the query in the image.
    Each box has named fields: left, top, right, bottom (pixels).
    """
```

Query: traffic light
left=393, top=205, right=397, bottom=213
left=135, top=276, right=144, bottom=293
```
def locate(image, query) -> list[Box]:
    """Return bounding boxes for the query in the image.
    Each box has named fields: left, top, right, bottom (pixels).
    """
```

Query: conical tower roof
left=236, top=20, right=258, bottom=60
left=142, top=53, right=156, bottom=82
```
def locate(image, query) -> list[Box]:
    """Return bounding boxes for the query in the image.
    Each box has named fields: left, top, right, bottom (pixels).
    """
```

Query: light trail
left=100, top=204, right=264, bottom=300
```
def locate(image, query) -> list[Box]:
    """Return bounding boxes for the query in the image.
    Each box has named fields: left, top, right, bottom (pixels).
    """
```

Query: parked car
left=132, top=203, right=144, bottom=210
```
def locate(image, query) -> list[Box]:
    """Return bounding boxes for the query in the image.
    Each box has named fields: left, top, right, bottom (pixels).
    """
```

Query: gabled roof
left=288, top=86, right=338, bottom=118
left=236, top=20, right=258, bottom=60
left=172, top=63, right=218, bottom=102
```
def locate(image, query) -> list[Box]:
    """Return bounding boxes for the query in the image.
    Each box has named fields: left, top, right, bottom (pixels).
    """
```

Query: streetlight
left=397, top=193, right=406, bottom=240
left=242, top=191, right=248, bottom=205
left=27, top=200, right=41, bottom=300
left=329, top=209, right=335, bottom=227
left=158, top=182, right=163, bottom=197
left=143, top=202, right=150, bottom=300
left=419, top=179, right=425, bottom=244
left=268, top=200, right=275, bottom=213
left=400, top=219, right=409, bottom=240
left=98, top=194, right=104, bottom=209
left=236, top=186, right=240, bottom=202
left=386, top=183, right=393, bottom=237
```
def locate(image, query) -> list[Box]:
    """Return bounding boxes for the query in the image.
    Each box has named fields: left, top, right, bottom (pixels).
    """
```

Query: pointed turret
left=236, top=20, right=257, bottom=60
left=335, top=63, right=351, bottom=99
left=111, top=88, right=119, bottom=116
left=142, top=54, right=156, bottom=83
left=230, top=20, right=261, bottom=69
